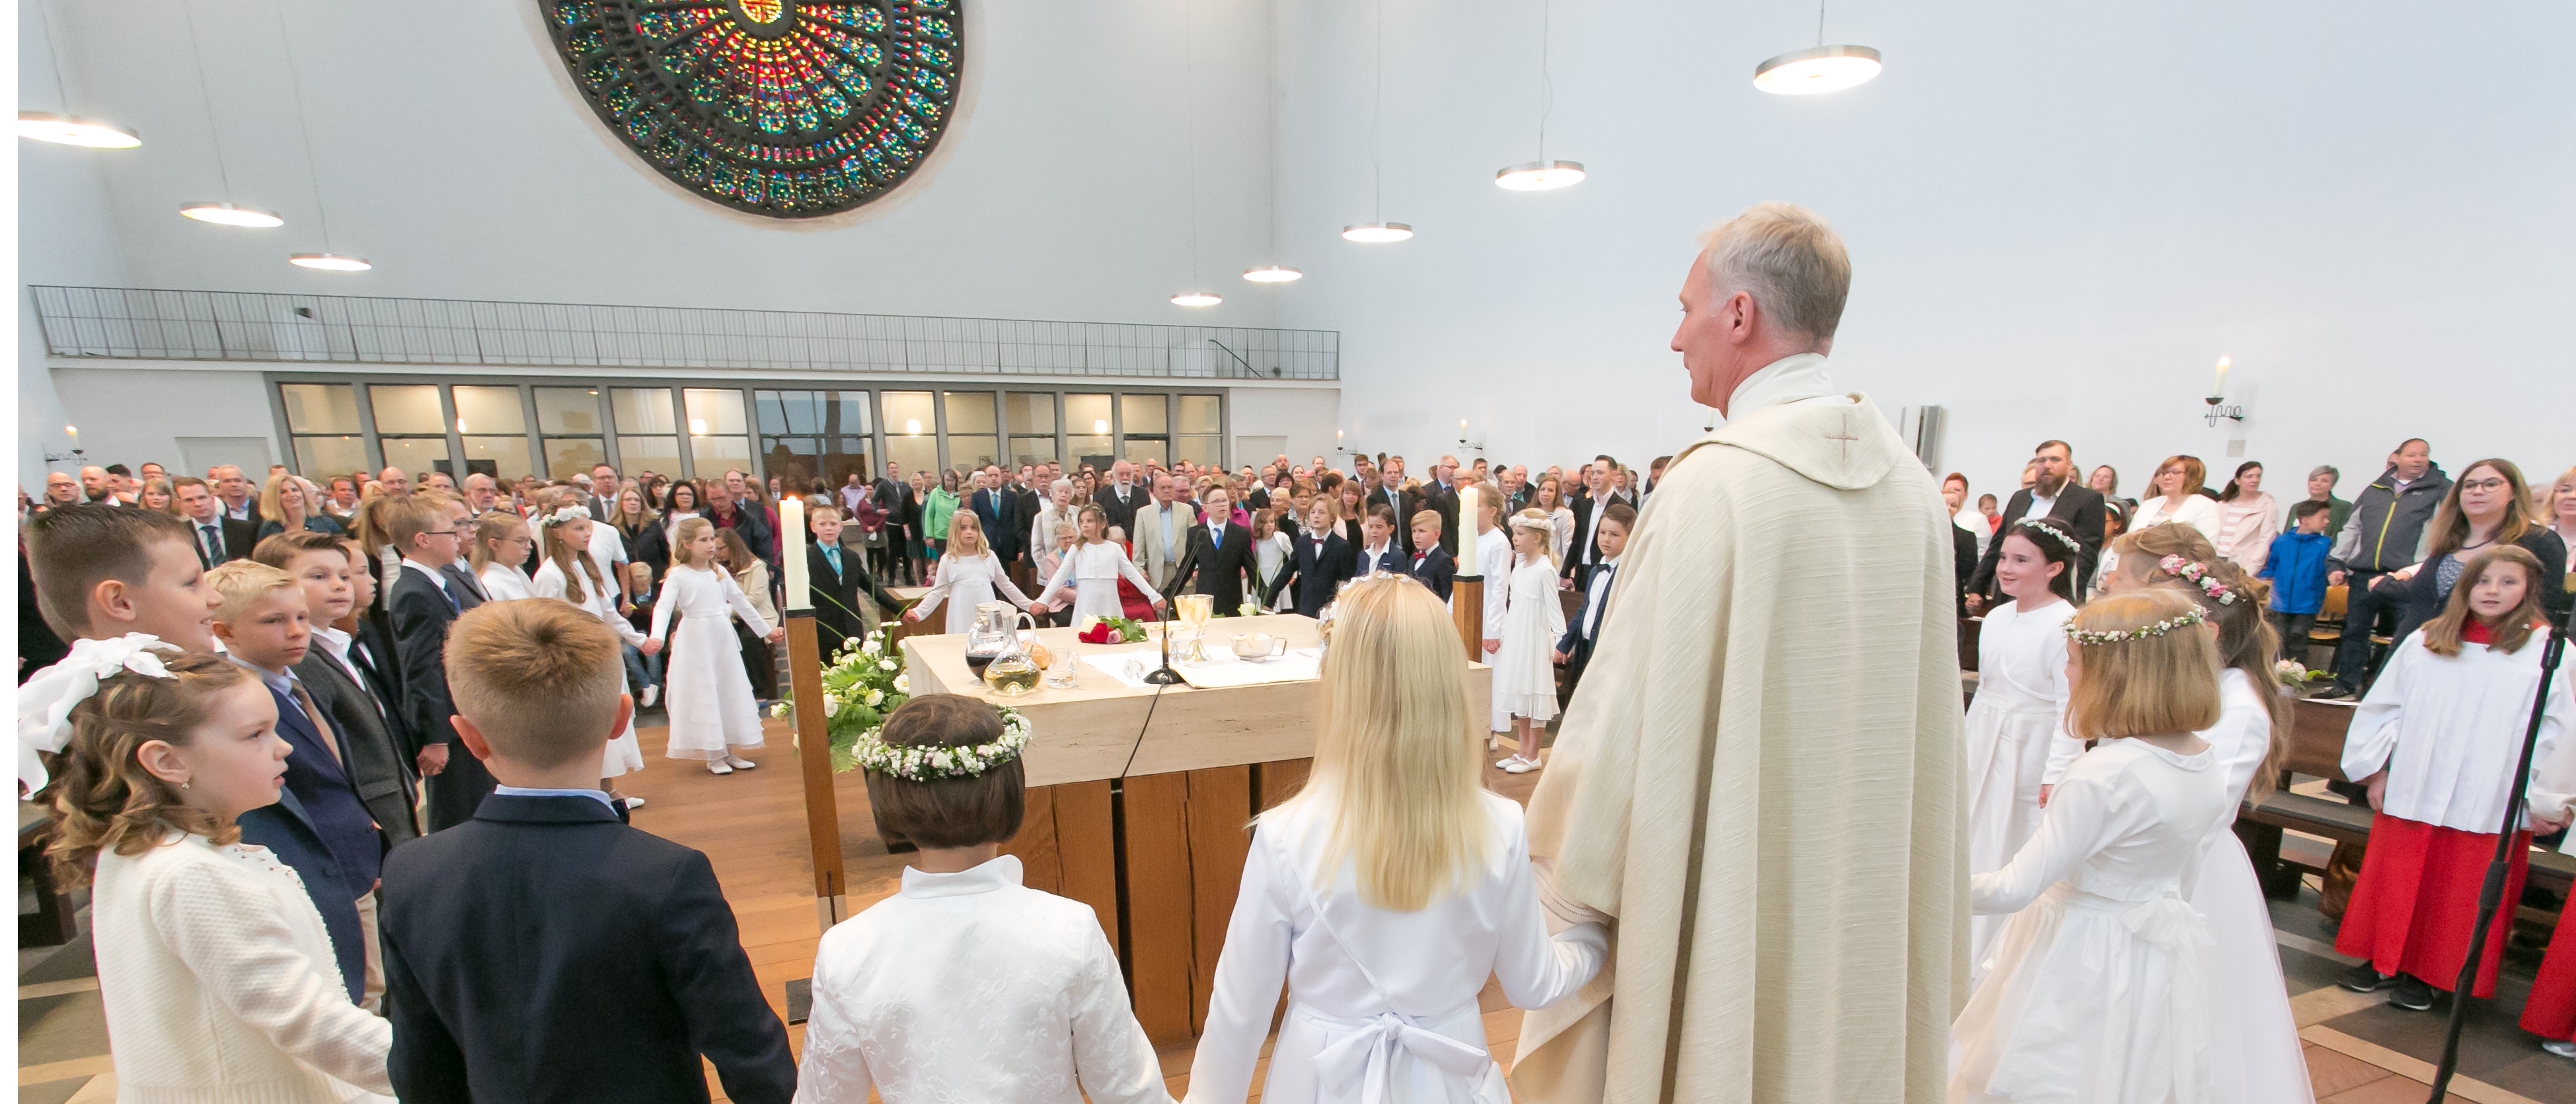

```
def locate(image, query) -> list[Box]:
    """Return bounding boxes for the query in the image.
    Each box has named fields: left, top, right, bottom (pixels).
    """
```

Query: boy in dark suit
left=256, top=530, right=421, bottom=848
left=805, top=505, right=907, bottom=652
left=1267, top=498, right=1355, bottom=618
left=380, top=600, right=796, bottom=1104
left=1170, top=482, right=1257, bottom=614
left=208, top=560, right=387, bottom=1006
left=1353, top=504, right=1406, bottom=578
left=1554, top=503, right=1632, bottom=696
left=383, top=492, right=494, bottom=832
left=1406, top=510, right=1456, bottom=602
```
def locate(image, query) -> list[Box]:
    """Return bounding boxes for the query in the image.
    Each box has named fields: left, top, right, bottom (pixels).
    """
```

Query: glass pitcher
left=979, top=607, right=1044, bottom=696
left=964, top=601, right=1016, bottom=677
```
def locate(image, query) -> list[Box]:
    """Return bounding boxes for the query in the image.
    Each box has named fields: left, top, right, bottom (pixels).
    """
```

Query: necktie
left=822, top=546, right=841, bottom=576
left=287, top=679, right=344, bottom=766
left=200, top=524, right=223, bottom=566
left=436, top=576, right=461, bottom=612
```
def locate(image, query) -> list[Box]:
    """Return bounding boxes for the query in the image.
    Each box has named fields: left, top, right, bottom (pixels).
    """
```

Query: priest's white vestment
left=1511, top=356, right=1967, bottom=1104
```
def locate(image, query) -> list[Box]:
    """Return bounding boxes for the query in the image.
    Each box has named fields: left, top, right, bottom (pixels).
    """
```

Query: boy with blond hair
left=382, top=491, right=493, bottom=829
left=379, top=601, right=794, bottom=1103
left=207, top=558, right=384, bottom=1004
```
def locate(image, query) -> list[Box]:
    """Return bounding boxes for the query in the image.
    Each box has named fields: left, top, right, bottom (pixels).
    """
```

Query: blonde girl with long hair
left=1951, top=588, right=2230, bottom=1104
left=1189, top=576, right=1605, bottom=1104
left=530, top=505, right=662, bottom=801
left=903, top=509, right=1039, bottom=635
left=1491, top=509, right=1568, bottom=774
left=467, top=511, right=537, bottom=602
left=645, top=517, right=781, bottom=775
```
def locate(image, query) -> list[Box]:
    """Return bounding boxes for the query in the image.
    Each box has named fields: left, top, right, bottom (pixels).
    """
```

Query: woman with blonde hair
left=1951, top=587, right=2229, bottom=1104
left=1190, top=576, right=1605, bottom=1103
left=139, top=477, right=176, bottom=513
left=256, top=472, right=345, bottom=540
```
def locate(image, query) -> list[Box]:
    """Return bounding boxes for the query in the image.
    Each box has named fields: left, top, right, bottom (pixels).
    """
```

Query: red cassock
left=2333, top=813, right=2530, bottom=998
left=2524, top=900, right=2576, bottom=1039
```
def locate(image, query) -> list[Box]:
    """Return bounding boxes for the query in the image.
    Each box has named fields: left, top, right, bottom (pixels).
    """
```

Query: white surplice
left=1952, top=739, right=2230, bottom=1104
left=1188, top=790, right=1606, bottom=1104
left=1040, top=541, right=1162, bottom=622
left=531, top=552, right=650, bottom=778
left=2343, top=630, right=2574, bottom=830
left=1961, top=597, right=2074, bottom=980
left=796, top=856, right=1169, bottom=1104
left=2187, top=669, right=2312, bottom=1104
left=910, top=551, right=1036, bottom=634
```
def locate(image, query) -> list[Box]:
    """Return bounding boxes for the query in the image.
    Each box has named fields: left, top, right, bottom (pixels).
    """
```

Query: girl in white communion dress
left=1187, top=576, right=1606, bottom=1104
left=1951, top=589, right=2229, bottom=1104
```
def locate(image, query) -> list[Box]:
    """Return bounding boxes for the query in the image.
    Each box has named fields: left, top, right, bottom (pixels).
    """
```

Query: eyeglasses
left=2459, top=478, right=2510, bottom=493
left=420, top=529, right=462, bottom=538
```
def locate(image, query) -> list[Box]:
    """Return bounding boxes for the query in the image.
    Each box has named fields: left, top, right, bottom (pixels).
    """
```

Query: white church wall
left=1273, top=0, right=2576, bottom=501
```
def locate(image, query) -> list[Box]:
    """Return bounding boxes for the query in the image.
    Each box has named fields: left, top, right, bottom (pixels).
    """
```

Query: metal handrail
left=28, top=285, right=1340, bottom=381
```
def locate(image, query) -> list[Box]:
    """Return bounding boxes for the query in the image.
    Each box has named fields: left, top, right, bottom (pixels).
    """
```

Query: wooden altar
left=901, top=613, right=1492, bottom=1043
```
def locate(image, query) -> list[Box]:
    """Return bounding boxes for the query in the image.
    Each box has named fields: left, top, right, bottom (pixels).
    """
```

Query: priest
left=1512, top=203, right=1965, bottom=1104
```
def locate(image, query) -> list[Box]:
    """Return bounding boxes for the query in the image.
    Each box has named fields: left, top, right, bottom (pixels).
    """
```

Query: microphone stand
left=1143, top=597, right=1184, bottom=685
left=2426, top=595, right=2575, bottom=1102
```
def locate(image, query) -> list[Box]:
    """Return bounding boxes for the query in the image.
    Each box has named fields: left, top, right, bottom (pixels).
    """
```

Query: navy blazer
left=1268, top=530, right=1355, bottom=617
left=389, top=564, right=495, bottom=832
left=1557, top=560, right=1619, bottom=669
left=261, top=678, right=384, bottom=892
left=235, top=789, right=365, bottom=1005
left=380, top=795, right=795, bottom=1104
left=1408, top=545, right=1457, bottom=603
left=970, top=487, right=1022, bottom=561
left=1355, top=543, right=1406, bottom=579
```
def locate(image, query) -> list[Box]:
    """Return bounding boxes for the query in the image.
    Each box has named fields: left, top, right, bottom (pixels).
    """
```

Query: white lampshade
left=1341, top=222, right=1414, bottom=244
left=17, top=112, right=140, bottom=148
left=1753, top=44, right=1881, bottom=94
left=1494, top=160, right=1585, bottom=191
left=180, top=202, right=284, bottom=228
left=1242, top=266, right=1303, bottom=283
left=1170, top=291, right=1223, bottom=307
left=288, top=252, right=371, bottom=272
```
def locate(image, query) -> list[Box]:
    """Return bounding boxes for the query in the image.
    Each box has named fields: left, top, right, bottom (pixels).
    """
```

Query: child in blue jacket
left=2260, top=499, right=2335, bottom=661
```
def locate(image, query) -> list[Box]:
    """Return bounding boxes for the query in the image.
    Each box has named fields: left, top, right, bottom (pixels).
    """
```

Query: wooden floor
left=624, top=717, right=2534, bottom=1104
left=620, top=715, right=1540, bottom=1101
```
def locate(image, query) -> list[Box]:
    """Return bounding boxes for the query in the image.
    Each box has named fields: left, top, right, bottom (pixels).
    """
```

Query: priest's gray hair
left=1698, top=202, right=1852, bottom=343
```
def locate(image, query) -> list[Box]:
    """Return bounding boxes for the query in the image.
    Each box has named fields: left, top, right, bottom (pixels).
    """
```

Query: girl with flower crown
left=1951, top=587, right=2230, bottom=1104
left=1492, top=509, right=1567, bottom=774
left=34, top=644, right=395, bottom=1103
left=648, top=517, right=783, bottom=776
left=531, top=504, right=662, bottom=807
left=1959, top=517, right=2083, bottom=980
left=798, top=694, right=1170, bottom=1104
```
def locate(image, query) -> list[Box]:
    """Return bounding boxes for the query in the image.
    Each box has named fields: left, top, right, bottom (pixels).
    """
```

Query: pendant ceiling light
left=1494, top=0, right=1582, bottom=192
left=19, top=1, right=141, bottom=148
left=176, top=0, right=284, bottom=229
left=1166, top=0, right=1219, bottom=308
left=276, top=1, right=366, bottom=270
left=1754, top=1, right=1880, bottom=95
left=1342, top=0, right=1412, bottom=243
left=1242, top=0, right=1299, bottom=283
left=1242, top=265, right=1302, bottom=283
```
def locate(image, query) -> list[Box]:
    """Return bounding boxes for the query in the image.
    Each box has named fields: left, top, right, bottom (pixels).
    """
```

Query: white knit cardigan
left=93, top=831, right=393, bottom=1103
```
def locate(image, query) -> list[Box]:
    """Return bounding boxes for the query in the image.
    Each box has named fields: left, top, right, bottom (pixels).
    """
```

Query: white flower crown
left=2012, top=517, right=2082, bottom=557
left=848, top=706, right=1032, bottom=781
left=537, top=505, right=589, bottom=528
left=1507, top=514, right=1554, bottom=532
left=2064, top=605, right=2207, bottom=646
left=2156, top=554, right=2238, bottom=605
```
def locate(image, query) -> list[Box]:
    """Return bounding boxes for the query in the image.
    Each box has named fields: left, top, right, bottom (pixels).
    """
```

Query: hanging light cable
left=17, top=0, right=141, bottom=148
left=1243, top=0, right=1299, bottom=283
left=1754, top=0, right=1880, bottom=95
left=276, top=0, right=369, bottom=271
left=177, top=0, right=284, bottom=228
left=1342, top=0, right=1411, bottom=243
left=1169, top=0, right=1219, bottom=307
left=1495, top=0, right=1582, bottom=191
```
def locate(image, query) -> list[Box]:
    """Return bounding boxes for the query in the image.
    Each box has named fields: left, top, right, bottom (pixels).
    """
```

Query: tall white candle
left=2212, top=356, right=2231, bottom=397
left=780, top=496, right=810, bottom=612
left=1455, top=483, right=1478, bottom=574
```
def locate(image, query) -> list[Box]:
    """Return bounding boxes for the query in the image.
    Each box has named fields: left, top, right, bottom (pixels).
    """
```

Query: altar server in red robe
left=2336, top=546, right=2572, bottom=1010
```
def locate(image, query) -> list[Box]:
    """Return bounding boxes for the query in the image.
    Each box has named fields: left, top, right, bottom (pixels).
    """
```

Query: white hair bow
left=17, top=634, right=180, bottom=795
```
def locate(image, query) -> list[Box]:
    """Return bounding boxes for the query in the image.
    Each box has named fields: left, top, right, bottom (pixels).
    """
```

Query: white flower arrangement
left=847, top=706, right=1032, bottom=781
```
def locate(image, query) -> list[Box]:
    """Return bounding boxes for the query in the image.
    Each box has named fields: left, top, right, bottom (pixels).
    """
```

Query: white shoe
left=2546, top=1039, right=2576, bottom=1060
left=1500, top=755, right=1542, bottom=774
left=639, top=686, right=659, bottom=708
left=618, top=796, right=644, bottom=811
left=724, top=753, right=757, bottom=770
left=708, top=760, right=734, bottom=776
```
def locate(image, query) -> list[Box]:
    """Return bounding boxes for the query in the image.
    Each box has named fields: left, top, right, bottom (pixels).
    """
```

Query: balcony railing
left=29, top=285, right=1339, bottom=381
